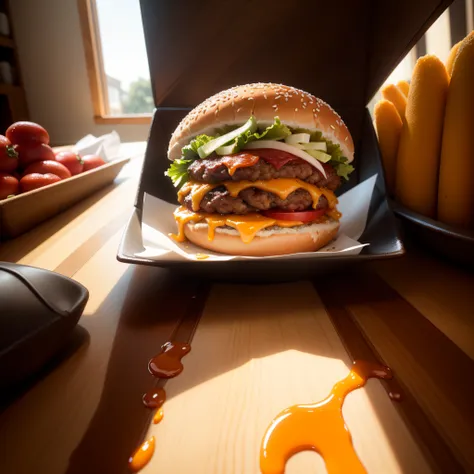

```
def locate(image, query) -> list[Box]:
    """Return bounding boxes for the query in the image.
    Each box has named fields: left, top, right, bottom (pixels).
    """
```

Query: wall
left=10, top=0, right=150, bottom=145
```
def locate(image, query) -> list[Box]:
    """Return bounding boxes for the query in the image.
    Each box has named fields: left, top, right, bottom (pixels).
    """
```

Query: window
left=78, top=0, right=153, bottom=123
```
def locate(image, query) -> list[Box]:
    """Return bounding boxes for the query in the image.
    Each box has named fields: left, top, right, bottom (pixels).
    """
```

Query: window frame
left=77, top=0, right=153, bottom=124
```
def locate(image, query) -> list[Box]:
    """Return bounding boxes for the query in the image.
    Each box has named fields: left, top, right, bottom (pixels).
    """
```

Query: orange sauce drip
left=326, top=208, right=342, bottom=221
left=128, top=436, right=155, bottom=472
left=220, top=152, right=260, bottom=175
left=170, top=207, right=204, bottom=242
left=148, top=341, right=191, bottom=378
left=260, top=360, right=392, bottom=474
left=153, top=408, right=164, bottom=424
left=195, top=253, right=209, bottom=260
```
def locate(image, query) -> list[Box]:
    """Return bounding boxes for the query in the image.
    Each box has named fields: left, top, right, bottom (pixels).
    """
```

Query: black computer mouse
left=0, top=262, right=89, bottom=390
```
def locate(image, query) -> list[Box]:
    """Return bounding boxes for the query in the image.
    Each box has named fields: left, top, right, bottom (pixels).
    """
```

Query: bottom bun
left=183, top=220, right=340, bottom=256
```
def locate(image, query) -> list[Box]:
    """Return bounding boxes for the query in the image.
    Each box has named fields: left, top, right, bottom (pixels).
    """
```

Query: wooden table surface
left=0, top=142, right=473, bottom=474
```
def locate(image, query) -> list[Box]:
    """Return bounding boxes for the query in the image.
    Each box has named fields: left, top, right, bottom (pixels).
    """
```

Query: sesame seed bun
left=168, top=83, right=354, bottom=163
left=183, top=219, right=340, bottom=257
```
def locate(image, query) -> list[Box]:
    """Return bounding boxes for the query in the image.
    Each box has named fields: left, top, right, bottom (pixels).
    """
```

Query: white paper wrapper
left=134, top=175, right=377, bottom=262
left=73, top=131, right=121, bottom=162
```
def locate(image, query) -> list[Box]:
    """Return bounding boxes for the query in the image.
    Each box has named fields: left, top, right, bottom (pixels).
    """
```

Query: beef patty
left=188, top=156, right=341, bottom=190
left=183, top=187, right=329, bottom=214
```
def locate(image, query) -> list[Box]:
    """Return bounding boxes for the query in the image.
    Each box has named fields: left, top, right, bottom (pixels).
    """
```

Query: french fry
left=396, top=55, right=449, bottom=218
left=381, top=84, right=407, bottom=119
left=374, top=100, right=403, bottom=196
left=396, top=80, right=410, bottom=97
left=438, top=32, right=474, bottom=228
left=446, top=40, right=462, bottom=76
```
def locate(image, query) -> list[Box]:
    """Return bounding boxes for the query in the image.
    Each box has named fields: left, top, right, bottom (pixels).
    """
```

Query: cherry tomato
left=82, top=154, right=106, bottom=172
left=24, top=160, right=71, bottom=179
left=16, top=143, right=56, bottom=168
left=262, top=208, right=326, bottom=222
left=6, top=121, right=50, bottom=146
left=20, top=173, right=61, bottom=193
left=55, top=150, right=84, bottom=175
left=0, top=135, right=19, bottom=172
left=0, top=172, right=19, bottom=199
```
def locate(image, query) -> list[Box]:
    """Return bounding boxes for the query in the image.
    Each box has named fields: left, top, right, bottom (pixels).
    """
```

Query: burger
left=165, top=83, right=354, bottom=256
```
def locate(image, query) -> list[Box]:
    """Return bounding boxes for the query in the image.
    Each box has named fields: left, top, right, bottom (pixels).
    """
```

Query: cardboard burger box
left=118, top=0, right=454, bottom=280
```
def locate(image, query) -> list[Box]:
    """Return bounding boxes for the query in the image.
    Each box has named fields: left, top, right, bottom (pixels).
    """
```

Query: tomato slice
left=250, top=148, right=304, bottom=170
left=262, top=208, right=326, bottom=222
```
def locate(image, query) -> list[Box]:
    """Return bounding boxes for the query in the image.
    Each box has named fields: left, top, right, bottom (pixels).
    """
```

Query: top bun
left=168, top=83, right=354, bottom=163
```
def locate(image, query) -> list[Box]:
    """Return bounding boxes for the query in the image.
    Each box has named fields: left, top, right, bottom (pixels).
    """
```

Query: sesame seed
left=301, top=98, right=304, bottom=102
left=312, top=109, right=316, bottom=113
left=285, top=97, right=289, bottom=102
left=263, top=93, right=267, bottom=99
left=345, top=136, right=348, bottom=141
left=295, top=108, right=298, bottom=112
left=330, top=125, right=336, bottom=130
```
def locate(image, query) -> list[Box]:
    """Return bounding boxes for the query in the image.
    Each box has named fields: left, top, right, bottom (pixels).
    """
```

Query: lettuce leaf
left=164, top=158, right=193, bottom=188
left=329, top=151, right=354, bottom=180
left=215, top=117, right=291, bottom=155
left=333, top=161, right=354, bottom=180
left=166, top=134, right=217, bottom=188
left=181, top=134, right=216, bottom=160
left=250, top=117, right=292, bottom=141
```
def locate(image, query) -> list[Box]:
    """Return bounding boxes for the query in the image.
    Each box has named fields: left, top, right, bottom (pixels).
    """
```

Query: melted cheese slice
left=178, top=182, right=218, bottom=211
left=225, top=179, right=337, bottom=210
left=178, top=179, right=338, bottom=211
left=171, top=207, right=304, bottom=244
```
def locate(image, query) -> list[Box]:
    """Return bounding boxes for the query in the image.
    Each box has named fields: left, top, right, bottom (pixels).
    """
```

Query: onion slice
left=243, top=140, right=327, bottom=178
left=284, top=133, right=310, bottom=145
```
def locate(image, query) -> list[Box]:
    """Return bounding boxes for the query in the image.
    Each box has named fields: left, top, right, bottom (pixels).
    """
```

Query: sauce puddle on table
left=260, top=360, right=392, bottom=474
left=148, top=341, right=191, bottom=378
left=142, top=387, right=166, bottom=410
left=128, top=340, right=192, bottom=472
